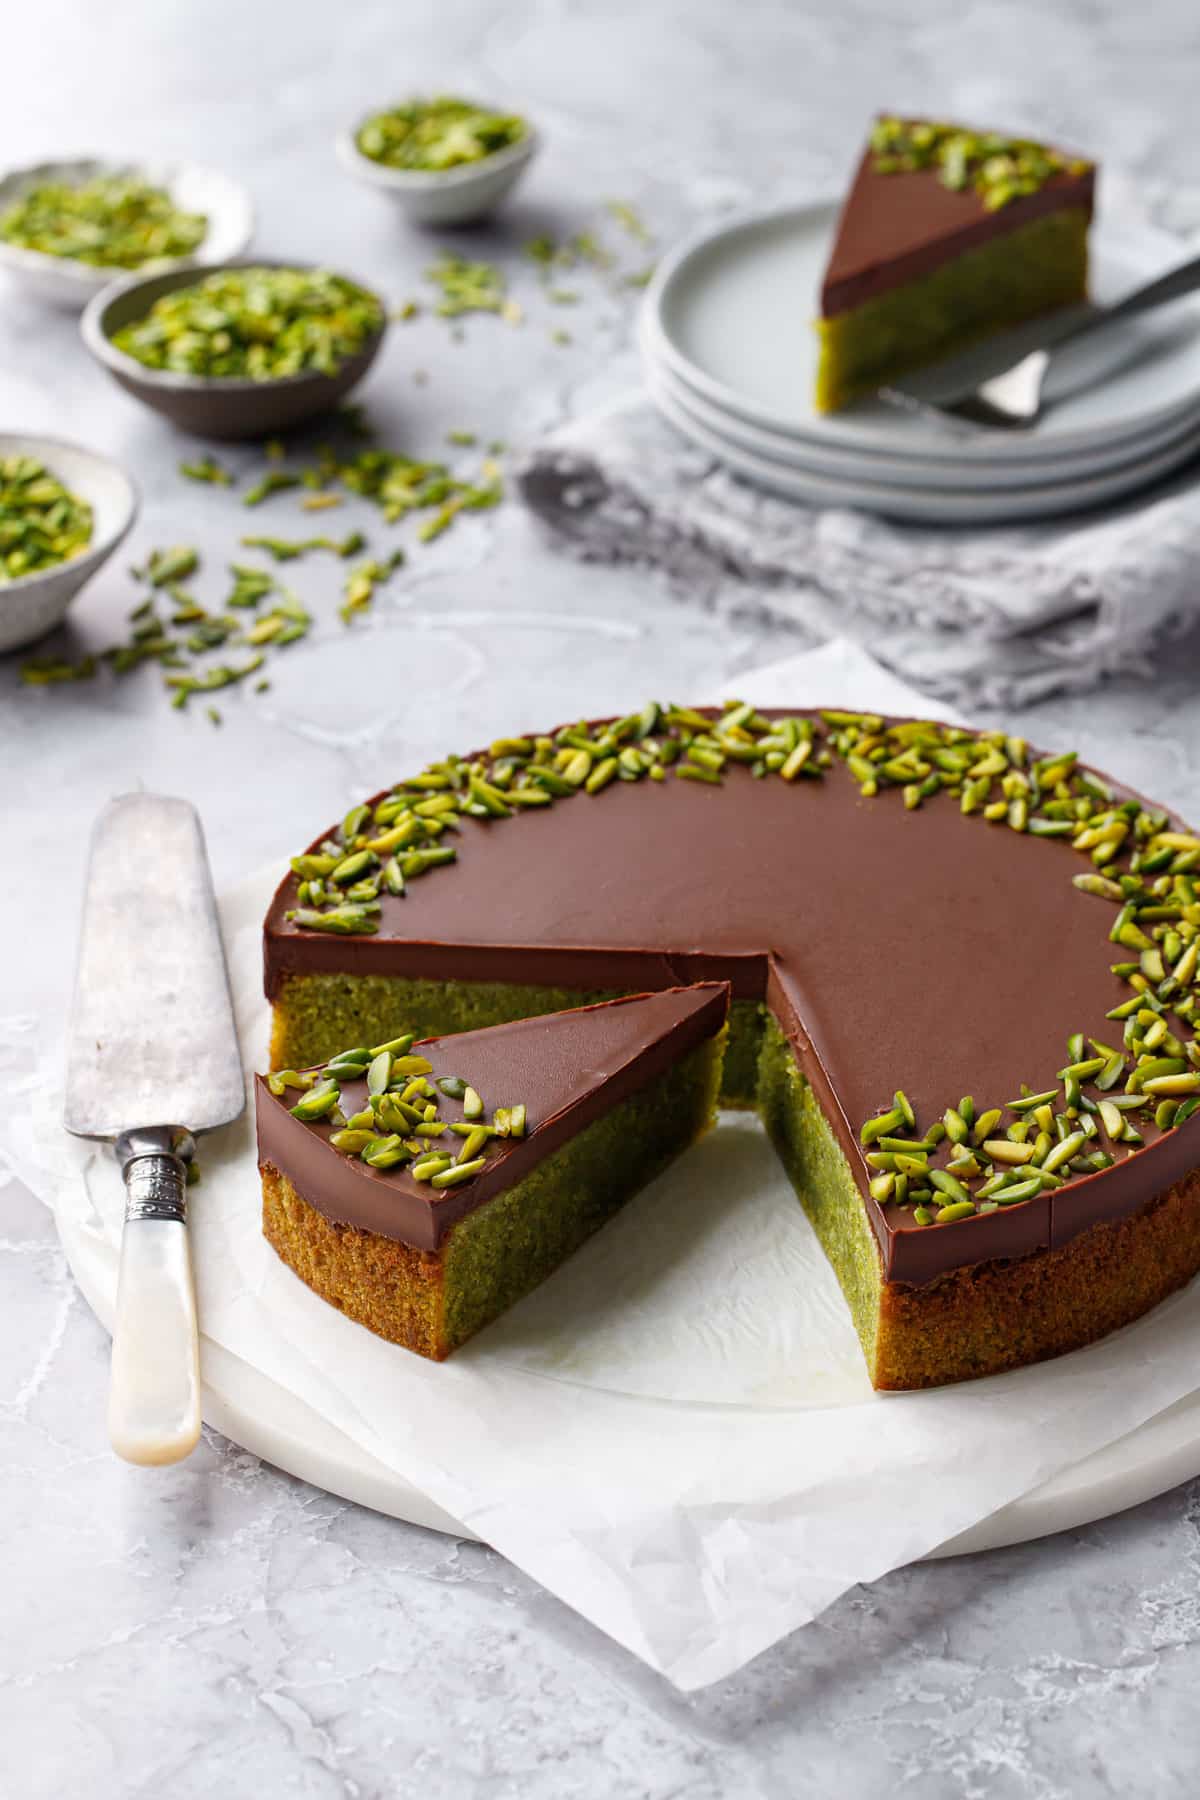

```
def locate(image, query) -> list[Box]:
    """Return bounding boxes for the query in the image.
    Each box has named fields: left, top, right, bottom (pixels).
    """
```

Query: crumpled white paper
left=6, top=638, right=1200, bottom=1691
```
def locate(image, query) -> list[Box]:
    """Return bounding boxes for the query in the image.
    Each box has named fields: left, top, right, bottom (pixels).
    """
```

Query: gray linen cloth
left=516, top=177, right=1200, bottom=710
left=516, top=395, right=1200, bottom=710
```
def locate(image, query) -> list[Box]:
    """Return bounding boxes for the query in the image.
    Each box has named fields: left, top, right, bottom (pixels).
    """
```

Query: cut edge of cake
left=257, top=982, right=730, bottom=1359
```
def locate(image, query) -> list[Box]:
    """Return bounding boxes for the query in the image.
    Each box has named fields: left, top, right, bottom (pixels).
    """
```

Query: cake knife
left=64, top=794, right=244, bottom=1466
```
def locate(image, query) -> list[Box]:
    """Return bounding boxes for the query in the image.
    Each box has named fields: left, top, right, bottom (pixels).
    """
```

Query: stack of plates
left=639, top=202, right=1200, bottom=525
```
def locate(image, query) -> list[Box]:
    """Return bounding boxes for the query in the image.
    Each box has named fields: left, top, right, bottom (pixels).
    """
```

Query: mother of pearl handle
left=108, top=1129, right=201, bottom=1466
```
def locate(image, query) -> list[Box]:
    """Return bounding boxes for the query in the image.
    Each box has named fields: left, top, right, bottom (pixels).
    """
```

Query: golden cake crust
left=263, top=1162, right=451, bottom=1358
left=874, top=1165, right=1200, bottom=1388
left=264, top=1158, right=1200, bottom=1388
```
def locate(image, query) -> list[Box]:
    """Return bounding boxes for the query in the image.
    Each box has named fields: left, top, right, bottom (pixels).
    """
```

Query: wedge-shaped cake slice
left=815, top=116, right=1095, bottom=412
left=257, top=982, right=729, bottom=1358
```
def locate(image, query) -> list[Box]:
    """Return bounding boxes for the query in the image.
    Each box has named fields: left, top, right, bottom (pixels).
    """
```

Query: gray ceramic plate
left=645, top=359, right=1200, bottom=525
left=80, top=258, right=387, bottom=440
left=0, top=156, right=254, bottom=311
left=0, top=434, right=138, bottom=652
left=641, top=316, right=1200, bottom=492
left=641, top=200, right=1200, bottom=470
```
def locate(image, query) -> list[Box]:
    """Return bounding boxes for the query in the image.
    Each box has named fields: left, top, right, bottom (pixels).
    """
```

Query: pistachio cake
left=263, top=705, right=1200, bottom=1389
left=815, top=117, right=1095, bottom=412
left=257, top=984, right=729, bottom=1358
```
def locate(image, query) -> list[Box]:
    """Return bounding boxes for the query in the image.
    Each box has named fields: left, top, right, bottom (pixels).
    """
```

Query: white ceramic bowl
left=0, top=435, right=138, bottom=653
left=336, top=117, right=539, bottom=225
left=0, top=157, right=254, bottom=311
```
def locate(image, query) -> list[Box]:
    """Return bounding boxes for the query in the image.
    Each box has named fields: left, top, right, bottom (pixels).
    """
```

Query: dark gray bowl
left=80, top=258, right=387, bottom=440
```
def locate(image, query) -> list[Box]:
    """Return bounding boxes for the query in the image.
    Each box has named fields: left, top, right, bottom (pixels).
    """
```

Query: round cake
left=261, top=703, right=1200, bottom=1388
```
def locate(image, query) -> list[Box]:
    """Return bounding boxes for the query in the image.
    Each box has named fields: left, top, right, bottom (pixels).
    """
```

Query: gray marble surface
left=3, top=1, right=1200, bottom=1793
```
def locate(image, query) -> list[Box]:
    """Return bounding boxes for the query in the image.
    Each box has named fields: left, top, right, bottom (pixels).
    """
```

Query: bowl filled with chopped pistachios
left=0, top=436, right=138, bottom=653
left=81, top=259, right=388, bottom=439
left=337, top=95, right=538, bottom=225
left=0, top=157, right=253, bottom=310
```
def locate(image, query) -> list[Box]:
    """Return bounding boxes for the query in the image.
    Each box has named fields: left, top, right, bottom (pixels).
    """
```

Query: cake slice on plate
left=815, top=116, right=1096, bottom=412
left=257, top=982, right=729, bottom=1358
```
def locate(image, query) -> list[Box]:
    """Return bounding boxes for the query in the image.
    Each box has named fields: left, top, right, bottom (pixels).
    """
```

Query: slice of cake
left=257, top=983, right=729, bottom=1358
left=815, top=117, right=1095, bottom=412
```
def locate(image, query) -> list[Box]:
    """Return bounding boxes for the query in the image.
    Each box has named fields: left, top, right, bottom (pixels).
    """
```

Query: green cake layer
left=442, top=1034, right=724, bottom=1349
left=271, top=973, right=765, bottom=1108
left=263, top=1028, right=726, bottom=1358
left=754, top=1009, right=883, bottom=1367
left=815, top=207, right=1089, bottom=413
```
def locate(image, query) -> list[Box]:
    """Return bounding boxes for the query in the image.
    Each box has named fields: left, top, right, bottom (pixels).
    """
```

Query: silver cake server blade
left=65, top=793, right=243, bottom=1465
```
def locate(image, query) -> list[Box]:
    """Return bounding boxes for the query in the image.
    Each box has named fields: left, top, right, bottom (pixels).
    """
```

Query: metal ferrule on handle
left=117, top=1126, right=195, bottom=1222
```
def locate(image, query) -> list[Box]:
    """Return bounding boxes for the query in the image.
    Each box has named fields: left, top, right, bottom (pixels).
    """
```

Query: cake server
left=64, top=793, right=243, bottom=1466
left=881, top=248, right=1200, bottom=429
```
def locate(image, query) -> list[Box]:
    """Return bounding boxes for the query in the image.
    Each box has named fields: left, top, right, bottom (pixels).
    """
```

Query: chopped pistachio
left=113, top=266, right=383, bottom=381
left=0, top=174, right=206, bottom=268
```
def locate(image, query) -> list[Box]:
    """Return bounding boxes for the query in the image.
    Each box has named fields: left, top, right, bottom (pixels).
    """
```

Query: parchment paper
left=6, top=638, right=1200, bottom=1690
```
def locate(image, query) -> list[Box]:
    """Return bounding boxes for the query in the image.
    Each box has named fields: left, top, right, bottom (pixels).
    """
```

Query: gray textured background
left=3, top=2, right=1200, bottom=1794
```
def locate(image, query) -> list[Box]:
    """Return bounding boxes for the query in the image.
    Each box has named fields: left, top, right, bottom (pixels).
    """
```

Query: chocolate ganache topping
left=820, top=124, right=1095, bottom=318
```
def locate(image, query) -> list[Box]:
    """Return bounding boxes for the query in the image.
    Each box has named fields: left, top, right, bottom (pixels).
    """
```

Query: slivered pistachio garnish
left=0, top=455, right=93, bottom=582
left=870, top=117, right=1090, bottom=211
left=274, top=1028, right=525, bottom=1191
left=855, top=718, right=1200, bottom=1224
left=0, top=174, right=206, bottom=268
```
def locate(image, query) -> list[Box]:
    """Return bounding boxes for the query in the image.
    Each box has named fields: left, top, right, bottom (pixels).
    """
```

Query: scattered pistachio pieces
left=19, top=653, right=97, bottom=684
left=240, top=530, right=365, bottom=562
left=179, top=455, right=234, bottom=486
left=356, top=97, right=527, bottom=171
left=605, top=199, right=652, bottom=243
left=425, top=253, right=508, bottom=317
left=0, top=174, right=206, bottom=268
left=139, top=544, right=199, bottom=587
left=166, top=652, right=264, bottom=708
left=340, top=548, right=405, bottom=624
left=111, top=266, right=384, bottom=380
left=0, top=455, right=93, bottom=582
left=243, top=470, right=303, bottom=508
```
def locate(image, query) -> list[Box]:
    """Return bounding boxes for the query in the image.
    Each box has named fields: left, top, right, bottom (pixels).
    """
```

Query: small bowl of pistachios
left=81, top=259, right=388, bottom=439
left=0, top=157, right=254, bottom=311
left=337, top=95, right=539, bottom=225
left=0, top=435, right=138, bottom=654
